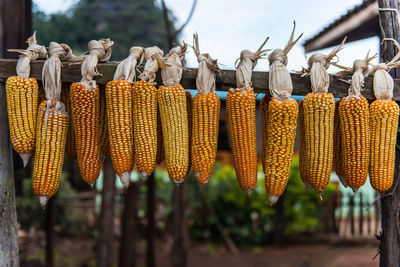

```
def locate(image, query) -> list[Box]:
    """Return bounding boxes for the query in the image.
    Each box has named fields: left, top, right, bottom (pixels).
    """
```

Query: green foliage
left=33, top=0, right=171, bottom=60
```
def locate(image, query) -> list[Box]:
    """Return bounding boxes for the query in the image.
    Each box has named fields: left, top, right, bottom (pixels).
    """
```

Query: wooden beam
left=0, top=59, right=396, bottom=100
left=377, top=0, right=400, bottom=266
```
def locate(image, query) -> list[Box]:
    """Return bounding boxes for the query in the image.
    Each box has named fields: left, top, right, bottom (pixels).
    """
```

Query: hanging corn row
left=6, top=27, right=400, bottom=204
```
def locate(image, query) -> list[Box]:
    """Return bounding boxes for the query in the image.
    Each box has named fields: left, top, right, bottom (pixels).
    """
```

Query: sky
left=33, top=0, right=379, bottom=73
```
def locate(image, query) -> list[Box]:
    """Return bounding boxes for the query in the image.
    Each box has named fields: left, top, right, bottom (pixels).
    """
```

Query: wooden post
left=98, top=156, right=116, bottom=267
left=378, top=1, right=400, bottom=265
left=147, top=174, right=156, bottom=267
left=273, top=193, right=285, bottom=245
left=46, top=196, right=56, bottom=267
left=349, top=196, right=355, bottom=236
left=0, top=82, right=19, bottom=266
left=171, top=182, right=187, bottom=267
left=359, top=193, right=363, bottom=236
left=119, top=181, right=140, bottom=267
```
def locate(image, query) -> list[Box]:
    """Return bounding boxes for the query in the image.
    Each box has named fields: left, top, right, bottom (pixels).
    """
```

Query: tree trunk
left=378, top=1, right=400, bottom=266
left=46, top=196, right=56, bottom=267
left=0, top=82, right=19, bottom=266
left=98, top=156, right=116, bottom=267
left=171, top=182, right=187, bottom=267
left=119, top=181, right=140, bottom=267
left=147, top=174, right=156, bottom=267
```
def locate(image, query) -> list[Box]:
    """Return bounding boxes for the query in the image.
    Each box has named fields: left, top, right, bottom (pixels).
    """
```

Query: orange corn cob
left=32, top=100, right=68, bottom=206
left=192, top=92, right=220, bottom=184
left=226, top=89, right=257, bottom=192
left=99, top=84, right=109, bottom=157
left=303, top=93, right=335, bottom=192
left=298, top=100, right=310, bottom=187
left=339, top=95, right=370, bottom=192
left=158, top=84, right=189, bottom=183
left=106, top=80, right=134, bottom=187
left=186, top=90, right=193, bottom=172
left=369, top=100, right=399, bottom=192
left=333, top=101, right=346, bottom=186
left=133, top=80, right=158, bottom=176
left=5, top=76, right=38, bottom=165
left=264, top=98, right=298, bottom=200
left=60, top=83, right=77, bottom=159
left=260, top=94, right=269, bottom=172
left=70, top=83, right=102, bottom=185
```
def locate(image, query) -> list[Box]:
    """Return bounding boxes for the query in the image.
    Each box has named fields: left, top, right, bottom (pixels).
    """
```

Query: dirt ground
left=19, top=234, right=379, bottom=267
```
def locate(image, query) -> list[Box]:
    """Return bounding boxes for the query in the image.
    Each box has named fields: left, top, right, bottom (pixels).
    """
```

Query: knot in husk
left=59, top=43, right=87, bottom=62
left=158, top=43, right=187, bottom=87
left=80, top=38, right=114, bottom=88
left=268, top=22, right=302, bottom=101
left=138, top=46, right=163, bottom=83
left=9, top=32, right=47, bottom=79
left=192, top=33, right=221, bottom=94
left=235, top=37, right=270, bottom=90
left=300, top=38, right=346, bottom=94
left=114, top=46, right=144, bottom=82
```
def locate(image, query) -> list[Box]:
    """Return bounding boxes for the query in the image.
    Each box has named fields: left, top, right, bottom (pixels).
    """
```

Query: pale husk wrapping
left=138, top=46, right=164, bottom=83
left=158, top=43, right=187, bottom=87
left=114, top=46, right=144, bottom=82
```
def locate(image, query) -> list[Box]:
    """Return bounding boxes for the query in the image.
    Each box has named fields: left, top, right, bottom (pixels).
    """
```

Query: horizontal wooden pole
left=0, top=59, right=398, bottom=100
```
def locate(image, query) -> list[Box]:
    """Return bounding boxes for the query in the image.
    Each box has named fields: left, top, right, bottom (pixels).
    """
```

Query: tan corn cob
left=299, top=38, right=345, bottom=193
left=260, top=94, right=269, bottom=173
left=368, top=46, right=400, bottom=192
left=60, top=83, right=77, bottom=159
left=33, top=42, right=71, bottom=207
left=265, top=27, right=301, bottom=203
left=335, top=54, right=376, bottom=192
left=191, top=33, right=221, bottom=184
left=6, top=32, right=47, bottom=166
left=157, top=44, right=189, bottom=183
left=333, top=101, right=346, bottom=186
left=298, top=100, right=310, bottom=188
left=71, top=39, right=114, bottom=185
left=227, top=38, right=269, bottom=193
left=99, top=84, right=109, bottom=158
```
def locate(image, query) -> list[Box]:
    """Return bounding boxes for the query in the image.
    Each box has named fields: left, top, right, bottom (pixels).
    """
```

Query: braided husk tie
left=157, top=43, right=188, bottom=87
left=234, top=37, right=269, bottom=91
left=192, top=33, right=221, bottom=94
left=268, top=22, right=302, bottom=102
left=300, top=37, right=346, bottom=94
left=80, top=38, right=114, bottom=88
left=114, top=46, right=144, bottom=82
left=138, top=46, right=163, bottom=83
left=8, top=32, right=47, bottom=79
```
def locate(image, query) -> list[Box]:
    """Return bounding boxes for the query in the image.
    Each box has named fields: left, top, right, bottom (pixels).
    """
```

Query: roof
left=304, top=0, right=379, bottom=52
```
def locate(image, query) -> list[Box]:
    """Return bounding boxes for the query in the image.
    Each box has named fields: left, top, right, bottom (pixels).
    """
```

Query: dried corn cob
left=336, top=54, right=376, bottom=192
left=190, top=33, right=221, bottom=184
left=71, top=39, right=114, bottom=185
left=33, top=42, right=69, bottom=206
left=260, top=94, right=269, bottom=173
left=368, top=46, right=400, bottom=192
left=186, top=90, right=193, bottom=173
left=333, top=101, right=346, bottom=187
left=227, top=38, right=269, bottom=193
left=6, top=32, right=47, bottom=166
left=157, top=44, right=189, bottom=183
left=60, top=83, right=77, bottom=158
left=265, top=27, right=301, bottom=203
left=299, top=38, right=345, bottom=193
left=133, top=47, right=161, bottom=177
left=298, top=100, right=310, bottom=188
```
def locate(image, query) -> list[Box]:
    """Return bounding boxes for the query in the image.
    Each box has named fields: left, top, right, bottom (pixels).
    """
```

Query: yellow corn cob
left=192, top=92, right=220, bottom=185
left=186, top=90, right=193, bottom=172
left=158, top=84, right=189, bottom=183
left=156, top=107, right=165, bottom=165
left=32, top=100, right=68, bottom=205
left=298, top=100, right=310, bottom=188
left=260, top=94, right=269, bottom=172
left=70, top=83, right=102, bottom=185
left=264, top=98, right=298, bottom=199
left=5, top=76, right=38, bottom=165
left=226, top=89, right=257, bottom=192
left=106, top=80, right=134, bottom=187
left=132, top=80, right=157, bottom=176
left=60, top=83, right=77, bottom=159
left=99, top=84, right=109, bottom=157
left=339, top=95, right=370, bottom=192
left=303, top=93, right=335, bottom=192
left=333, top=101, right=346, bottom=186
left=369, top=100, right=399, bottom=192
